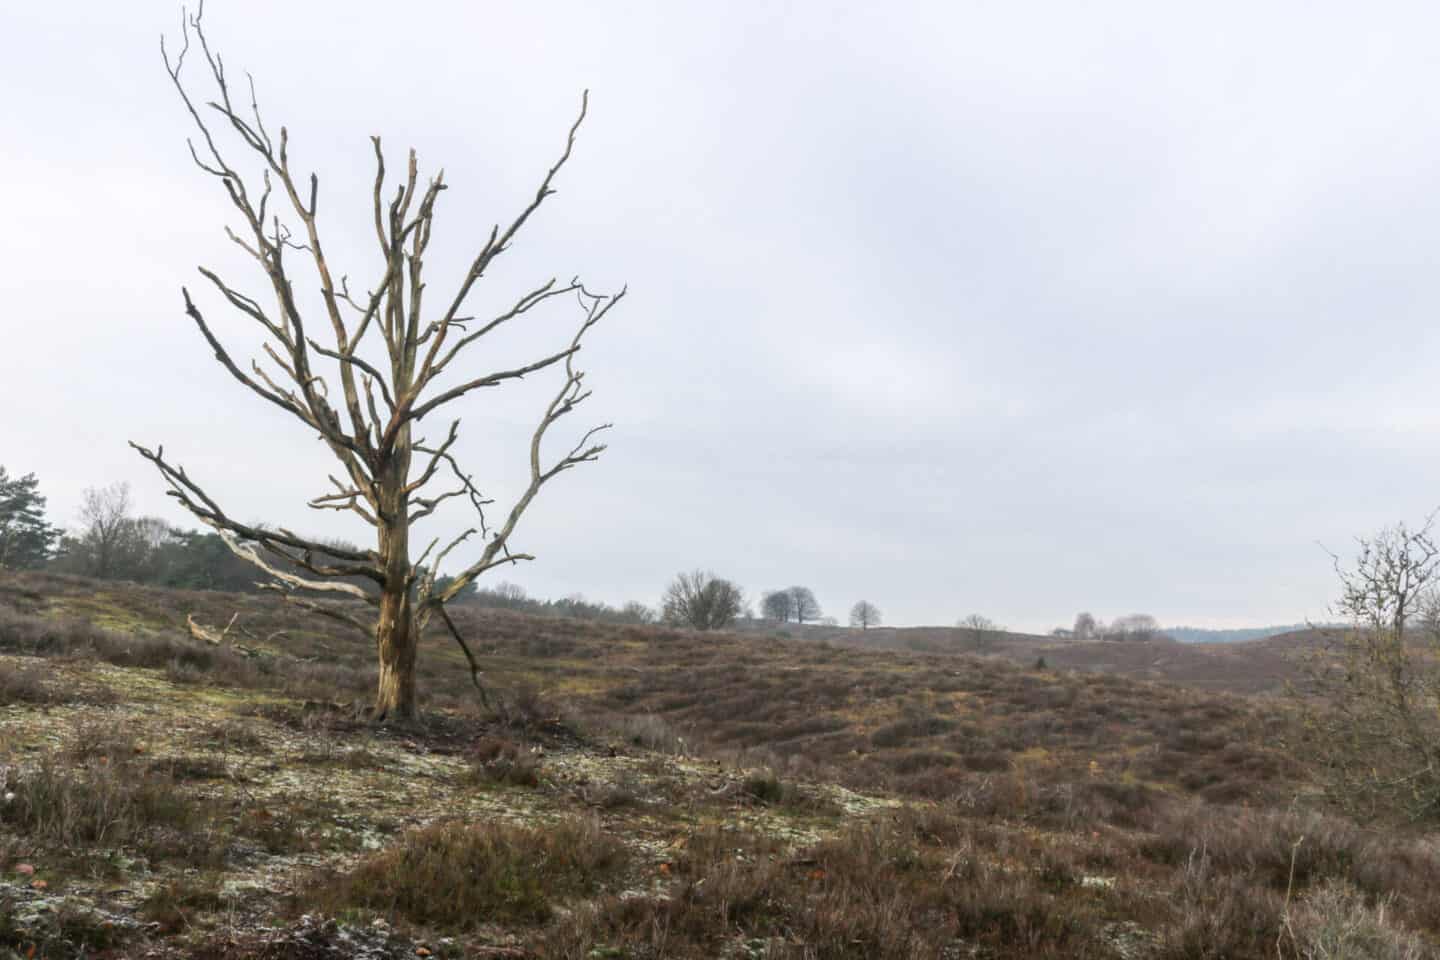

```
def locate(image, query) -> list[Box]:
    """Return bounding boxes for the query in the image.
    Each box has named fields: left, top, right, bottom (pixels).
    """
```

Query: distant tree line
left=448, top=578, right=657, bottom=626
left=1164, top=623, right=1315, bottom=644
left=1, top=467, right=662, bottom=625
left=1054, top=611, right=1169, bottom=642
left=6, top=466, right=913, bottom=640
left=759, top=586, right=822, bottom=624
left=1, top=472, right=258, bottom=589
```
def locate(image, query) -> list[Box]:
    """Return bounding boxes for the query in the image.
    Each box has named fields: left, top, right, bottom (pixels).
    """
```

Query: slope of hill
left=1164, top=624, right=1323, bottom=644
left=750, top=620, right=1312, bottom=694
left=0, top=572, right=1435, bottom=958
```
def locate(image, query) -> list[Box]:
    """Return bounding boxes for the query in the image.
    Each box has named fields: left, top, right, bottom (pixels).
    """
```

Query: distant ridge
left=1165, top=623, right=1332, bottom=644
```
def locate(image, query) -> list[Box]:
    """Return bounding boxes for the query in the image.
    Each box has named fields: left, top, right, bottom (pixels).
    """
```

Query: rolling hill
left=0, top=571, right=1433, bottom=959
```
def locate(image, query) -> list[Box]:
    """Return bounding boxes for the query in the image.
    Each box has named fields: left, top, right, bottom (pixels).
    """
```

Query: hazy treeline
left=0, top=468, right=663, bottom=624
left=455, top=579, right=657, bottom=625
left=1164, top=624, right=1315, bottom=644
left=1052, top=611, right=1171, bottom=642
left=3, top=466, right=1260, bottom=642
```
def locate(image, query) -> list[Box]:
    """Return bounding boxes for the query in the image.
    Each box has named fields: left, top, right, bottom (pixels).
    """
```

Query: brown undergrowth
left=1, top=571, right=1438, bottom=958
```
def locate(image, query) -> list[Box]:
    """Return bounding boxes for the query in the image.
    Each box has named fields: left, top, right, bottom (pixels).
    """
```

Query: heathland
left=0, top=571, right=1435, bottom=958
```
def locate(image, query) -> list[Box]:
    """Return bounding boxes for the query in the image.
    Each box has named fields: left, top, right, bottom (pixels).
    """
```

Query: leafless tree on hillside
left=662, top=571, right=744, bottom=630
left=619, top=601, right=656, bottom=624
left=132, top=8, right=624, bottom=721
left=1104, top=613, right=1163, bottom=642
left=849, top=600, right=881, bottom=630
left=76, top=483, right=136, bottom=579
left=761, top=590, right=794, bottom=622
left=957, top=613, right=998, bottom=652
left=1300, top=518, right=1440, bottom=820
left=788, top=586, right=822, bottom=625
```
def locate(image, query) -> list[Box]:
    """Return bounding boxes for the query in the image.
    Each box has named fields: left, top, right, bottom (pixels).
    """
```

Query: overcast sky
left=6, top=2, right=1440, bottom=631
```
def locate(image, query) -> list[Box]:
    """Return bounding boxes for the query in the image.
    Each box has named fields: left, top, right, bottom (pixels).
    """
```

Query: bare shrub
left=662, top=571, right=745, bottom=630
left=492, top=681, right=563, bottom=732
left=1285, top=880, right=1428, bottom=960
left=1158, top=858, right=1284, bottom=960
left=1301, top=519, right=1440, bottom=821
left=1037, top=779, right=1164, bottom=830
left=462, top=737, right=542, bottom=788
left=545, top=815, right=1089, bottom=959
left=1141, top=802, right=1440, bottom=935
left=310, top=817, right=626, bottom=927
left=0, top=736, right=217, bottom=862
left=0, top=663, right=70, bottom=705
left=140, top=876, right=225, bottom=935
left=615, top=713, right=686, bottom=754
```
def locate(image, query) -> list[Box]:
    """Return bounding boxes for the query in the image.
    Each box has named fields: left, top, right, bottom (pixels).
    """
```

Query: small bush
left=1038, top=779, right=1163, bottom=830
left=0, top=895, right=135, bottom=956
left=615, top=712, right=686, bottom=753
left=743, top=771, right=786, bottom=804
left=0, top=663, right=61, bottom=705
left=0, top=733, right=227, bottom=870
left=588, top=772, right=643, bottom=810
left=1158, top=858, right=1285, bottom=960
left=869, top=713, right=954, bottom=749
left=190, top=720, right=267, bottom=752
left=312, top=816, right=627, bottom=928
left=462, top=737, right=542, bottom=788
left=548, top=815, right=1090, bottom=959
left=140, top=876, right=225, bottom=934
left=492, top=682, right=561, bottom=731
left=1285, top=880, right=1428, bottom=960
left=1140, top=804, right=1440, bottom=938
left=149, top=755, right=229, bottom=781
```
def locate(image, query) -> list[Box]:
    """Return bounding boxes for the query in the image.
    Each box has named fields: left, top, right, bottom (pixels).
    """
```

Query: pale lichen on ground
left=1, top=647, right=932, bottom=956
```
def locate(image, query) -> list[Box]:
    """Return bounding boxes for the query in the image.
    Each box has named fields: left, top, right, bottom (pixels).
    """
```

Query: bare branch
left=179, top=287, right=312, bottom=422
left=187, top=612, right=238, bottom=646
left=305, top=337, right=397, bottom=410
left=430, top=288, right=621, bottom=604
left=437, top=605, right=490, bottom=708
left=404, top=345, right=579, bottom=425
left=265, top=588, right=373, bottom=636
left=218, top=530, right=374, bottom=600
left=416, top=93, right=589, bottom=391
left=130, top=441, right=382, bottom=581
left=405, top=420, right=462, bottom=495
left=309, top=474, right=379, bottom=525
left=417, top=278, right=580, bottom=389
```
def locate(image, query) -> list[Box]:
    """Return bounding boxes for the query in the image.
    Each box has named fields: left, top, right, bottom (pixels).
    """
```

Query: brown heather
left=1, top=570, right=1438, bottom=957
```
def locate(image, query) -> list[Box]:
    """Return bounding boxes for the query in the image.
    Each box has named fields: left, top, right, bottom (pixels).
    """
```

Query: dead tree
left=133, top=7, right=624, bottom=721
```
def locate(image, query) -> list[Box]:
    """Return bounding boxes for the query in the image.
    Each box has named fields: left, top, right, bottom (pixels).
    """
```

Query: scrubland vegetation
left=1, top=570, right=1438, bottom=958
left=3, top=5, right=1438, bottom=957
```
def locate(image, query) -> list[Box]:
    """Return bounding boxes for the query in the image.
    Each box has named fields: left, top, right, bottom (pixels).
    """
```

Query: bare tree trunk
left=374, top=586, right=416, bottom=721
left=373, top=447, right=415, bottom=722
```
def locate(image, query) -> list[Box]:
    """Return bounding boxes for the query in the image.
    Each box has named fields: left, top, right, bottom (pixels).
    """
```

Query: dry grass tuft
left=310, top=816, right=627, bottom=928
